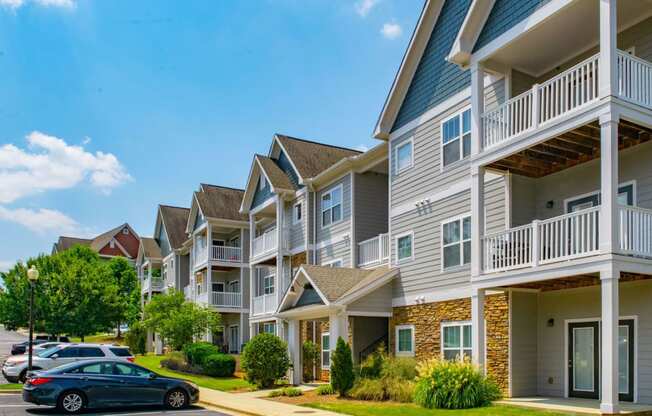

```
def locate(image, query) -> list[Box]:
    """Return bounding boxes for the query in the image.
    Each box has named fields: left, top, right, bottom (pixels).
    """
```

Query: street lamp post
left=26, top=265, right=39, bottom=374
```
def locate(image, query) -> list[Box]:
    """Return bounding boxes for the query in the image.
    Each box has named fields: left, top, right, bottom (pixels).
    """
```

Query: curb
left=0, top=390, right=21, bottom=394
left=199, top=400, right=260, bottom=416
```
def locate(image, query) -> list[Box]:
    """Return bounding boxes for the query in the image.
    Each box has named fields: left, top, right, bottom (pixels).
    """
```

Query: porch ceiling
left=487, top=120, right=652, bottom=178
left=508, top=272, right=652, bottom=292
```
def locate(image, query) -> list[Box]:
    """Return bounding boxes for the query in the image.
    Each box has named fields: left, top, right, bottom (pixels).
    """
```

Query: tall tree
left=105, top=257, right=140, bottom=337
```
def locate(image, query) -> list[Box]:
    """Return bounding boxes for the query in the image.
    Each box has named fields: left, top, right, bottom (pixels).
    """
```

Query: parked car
left=33, top=342, right=67, bottom=353
left=10, top=340, right=47, bottom=355
left=2, top=344, right=133, bottom=383
left=22, top=360, right=199, bottom=414
left=35, top=335, right=70, bottom=342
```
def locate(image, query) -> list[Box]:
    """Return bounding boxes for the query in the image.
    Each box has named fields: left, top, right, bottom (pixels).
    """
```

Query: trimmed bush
left=330, top=337, right=354, bottom=397
left=183, top=342, right=220, bottom=367
left=381, top=357, right=417, bottom=381
left=349, top=378, right=385, bottom=401
left=203, top=354, right=236, bottom=377
left=241, top=333, right=290, bottom=389
left=315, top=384, right=335, bottom=396
left=414, top=359, right=501, bottom=409
left=268, top=387, right=303, bottom=397
left=125, top=321, right=147, bottom=355
left=302, top=341, right=319, bottom=382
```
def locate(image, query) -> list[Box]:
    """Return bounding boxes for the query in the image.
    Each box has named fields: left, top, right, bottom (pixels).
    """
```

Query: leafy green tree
left=105, top=257, right=140, bottom=337
left=241, top=333, right=290, bottom=388
left=330, top=337, right=354, bottom=397
left=143, top=290, right=221, bottom=351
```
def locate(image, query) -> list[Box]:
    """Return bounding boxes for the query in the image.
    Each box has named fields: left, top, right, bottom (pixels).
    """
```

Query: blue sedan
left=22, top=360, right=200, bottom=414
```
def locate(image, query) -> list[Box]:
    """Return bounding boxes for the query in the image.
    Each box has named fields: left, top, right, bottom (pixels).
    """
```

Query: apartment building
left=53, top=223, right=140, bottom=263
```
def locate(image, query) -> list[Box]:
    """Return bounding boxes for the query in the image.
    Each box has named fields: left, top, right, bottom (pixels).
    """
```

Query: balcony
left=481, top=50, right=652, bottom=155
left=252, top=293, right=277, bottom=316
left=211, top=245, right=243, bottom=263
left=198, top=291, right=242, bottom=308
left=481, top=205, right=652, bottom=275
left=358, top=233, right=390, bottom=267
left=252, top=227, right=287, bottom=260
left=142, top=276, right=164, bottom=293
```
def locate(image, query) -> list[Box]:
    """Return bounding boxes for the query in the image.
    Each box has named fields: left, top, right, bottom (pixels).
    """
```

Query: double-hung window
left=396, top=232, right=413, bottom=263
left=293, top=202, right=302, bottom=224
left=442, top=109, right=471, bottom=167
left=321, top=186, right=343, bottom=227
left=442, top=322, right=472, bottom=361
left=263, top=322, right=276, bottom=335
left=263, top=274, right=275, bottom=295
left=395, top=325, right=415, bottom=356
left=321, top=333, right=331, bottom=369
left=259, top=175, right=267, bottom=191
left=395, top=139, right=413, bottom=174
left=323, top=259, right=343, bottom=268
left=442, top=216, right=471, bottom=269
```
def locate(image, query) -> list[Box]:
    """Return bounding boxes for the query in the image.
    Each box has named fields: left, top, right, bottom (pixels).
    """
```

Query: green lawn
left=70, top=333, right=124, bottom=344
left=134, top=354, right=252, bottom=392
left=304, top=402, right=576, bottom=416
left=0, top=384, right=22, bottom=391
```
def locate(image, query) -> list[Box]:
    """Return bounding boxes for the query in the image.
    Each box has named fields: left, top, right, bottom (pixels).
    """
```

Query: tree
left=241, top=333, right=290, bottom=388
left=142, top=290, right=221, bottom=351
left=330, top=337, right=354, bottom=397
left=105, top=257, right=140, bottom=337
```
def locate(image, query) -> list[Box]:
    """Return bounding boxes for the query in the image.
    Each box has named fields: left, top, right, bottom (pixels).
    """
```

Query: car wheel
left=165, top=388, right=189, bottom=410
left=57, top=390, right=86, bottom=414
left=17, top=370, right=28, bottom=384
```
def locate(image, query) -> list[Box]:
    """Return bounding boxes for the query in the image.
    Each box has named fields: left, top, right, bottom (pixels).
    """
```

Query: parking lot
left=0, top=393, right=232, bottom=416
left=0, top=326, right=26, bottom=385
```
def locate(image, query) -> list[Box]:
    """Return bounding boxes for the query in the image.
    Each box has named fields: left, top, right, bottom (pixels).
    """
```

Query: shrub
left=125, top=321, right=147, bottom=355
left=203, top=354, right=236, bottom=377
left=385, top=378, right=416, bottom=403
left=350, top=378, right=385, bottom=401
left=268, top=387, right=303, bottom=397
left=241, top=333, right=290, bottom=389
left=381, top=357, right=417, bottom=381
left=330, top=337, right=354, bottom=397
left=358, top=350, right=383, bottom=379
left=183, top=342, right=220, bottom=366
left=414, top=359, right=501, bottom=409
left=161, top=351, right=189, bottom=371
left=315, top=384, right=335, bottom=396
left=302, top=341, right=319, bottom=382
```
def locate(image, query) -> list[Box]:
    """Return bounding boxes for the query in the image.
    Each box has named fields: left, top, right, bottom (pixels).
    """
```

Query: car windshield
left=37, top=346, right=61, bottom=358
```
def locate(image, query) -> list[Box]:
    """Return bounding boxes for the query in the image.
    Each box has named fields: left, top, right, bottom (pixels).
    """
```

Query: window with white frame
left=442, top=109, right=471, bottom=167
left=442, top=322, right=472, bottom=361
left=395, top=325, right=415, bottom=356
left=321, top=333, right=331, bottom=369
left=442, top=216, right=471, bottom=269
left=323, top=259, right=343, bottom=268
left=109, top=239, right=115, bottom=249
left=263, top=274, right=275, bottom=295
left=396, top=232, right=413, bottom=262
left=321, top=185, right=343, bottom=227
left=293, top=202, right=302, bottom=224
left=395, top=139, right=413, bottom=174
left=122, top=227, right=129, bottom=235
left=263, top=322, right=276, bottom=335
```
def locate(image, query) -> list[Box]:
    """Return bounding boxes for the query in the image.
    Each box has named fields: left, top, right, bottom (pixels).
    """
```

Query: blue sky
left=0, top=0, right=421, bottom=270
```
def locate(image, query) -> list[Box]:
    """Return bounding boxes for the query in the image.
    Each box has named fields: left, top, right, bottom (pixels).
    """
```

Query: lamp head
left=27, top=265, right=39, bottom=283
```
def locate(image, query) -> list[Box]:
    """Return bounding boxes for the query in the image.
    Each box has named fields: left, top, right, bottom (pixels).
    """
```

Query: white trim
left=447, top=0, right=496, bottom=66
left=395, top=230, right=414, bottom=264
left=563, top=180, right=637, bottom=212
left=321, top=332, right=331, bottom=370
left=311, top=232, right=350, bottom=251
left=321, top=258, right=344, bottom=268
left=441, top=320, right=473, bottom=361
left=395, top=138, right=414, bottom=175
left=292, top=201, right=303, bottom=225
left=440, top=106, right=472, bottom=171
left=320, top=184, right=344, bottom=230
left=392, top=286, right=472, bottom=307
left=440, top=213, right=472, bottom=272
left=289, top=245, right=307, bottom=255
left=350, top=172, right=356, bottom=269
left=395, top=324, right=415, bottom=357
left=347, top=311, right=393, bottom=317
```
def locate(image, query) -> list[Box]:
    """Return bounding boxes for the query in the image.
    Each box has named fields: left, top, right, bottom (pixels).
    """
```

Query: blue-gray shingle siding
left=251, top=175, right=273, bottom=209
left=157, top=223, right=172, bottom=257
left=295, top=287, right=323, bottom=307
left=193, top=210, right=205, bottom=231
left=392, top=0, right=472, bottom=132
left=473, top=0, right=551, bottom=52
left=277, top=150, right=302, bottom=189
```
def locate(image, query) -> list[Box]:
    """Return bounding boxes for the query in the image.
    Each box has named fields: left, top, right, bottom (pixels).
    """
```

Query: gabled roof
left=157, top=205, right=190, bottom=250
left=54, top=236, right=92, bottom=253
left=139, top=237, right=162, bottom=260
left=89, top=223, right=138, bottom=254
left=194, top=184, right=247, bottom=222
left=255, top=154, right=296, bottom=191
left=54, top=223, right=140, bottom=258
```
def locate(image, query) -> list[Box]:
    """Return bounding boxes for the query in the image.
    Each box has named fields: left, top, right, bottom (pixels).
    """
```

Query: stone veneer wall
left=389, top=293, right=510, bottom=395
left=299, top=317, right=355, bottom=382
left=291, top=251, right=307, bottom=270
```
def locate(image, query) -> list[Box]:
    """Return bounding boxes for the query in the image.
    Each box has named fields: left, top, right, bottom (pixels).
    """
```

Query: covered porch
left=499, top=397, right=652, bottom=415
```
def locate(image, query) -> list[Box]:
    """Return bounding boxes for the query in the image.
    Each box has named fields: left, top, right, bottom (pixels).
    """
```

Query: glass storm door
left=619, top=319, right=635, bottom=402
left=568, top=322, right=599, bottom=399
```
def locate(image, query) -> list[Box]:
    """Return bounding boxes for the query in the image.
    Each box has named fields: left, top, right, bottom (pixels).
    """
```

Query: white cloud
left=0, top=206, right=83, bottom=235
left=0, top=131, right=132, bottom=204
left=381, top=22, right=402, bottom=40
left=33, top=0, right=74, bottom=8
left=355, top=0, right=379, bottom=17
left=0, top=0, right=23, bottom=9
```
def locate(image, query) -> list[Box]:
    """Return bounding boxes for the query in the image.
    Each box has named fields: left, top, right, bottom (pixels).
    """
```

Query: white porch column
left=276, top=196, right=285, bottom=305
left=600, top=266, right=620, bottom=414
left=328, top=309, right=349, bottom=355
left=471, top=288, right=485, bottom=370
left=275, top=318, right=286, bottom=341
left=249, top=322, right=257, bottom=339
left=288, top=319, right=302, bottom=385
left=599, top=0, right=618, bottom=99
left=471, top=166, right=486, bottom=278
left=599, top=113, right=619, bottom=254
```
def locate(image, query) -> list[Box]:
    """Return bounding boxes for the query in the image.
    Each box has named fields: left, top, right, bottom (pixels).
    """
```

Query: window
left=213, top=239, right=225, bottom=247
left=395, top=139, right=413, bottom=173
left=442, top=322, right=472, bottom=361
left=228, top=280, right=240, bottom=293
left=263, top=274, right=275, bottom=295
left=55, top=347, right=79, bottom=358
left=78, top=347, right=106, bottom=358
left=442, top=109, right=471, bottom=167
left=212, top=282, right=225, bottom=293
left=263, top=322, right=276, bottom=334
left=323, top=259, right=343, bottom=268
left=293, top=202, right=303, bottom=224
left=109, top=348, right=132, bottom=357
left=321, top=333, right=331, bottom=369
left=395, top=325, right=415, bottom=356
left=321, top=185, right=343, bottom=227
left=122, top=227, right=129, bottom=235
left=259, top=175, right=267, bottom=191
left=75, top=362, right=113, bottom=375
left=396, top=232, right=413, bottom=262
left=109, top=239, right=115, bottom=249
left=442, top=216, right=471, bottom=269
left=114, top=363, right=150, bottom=377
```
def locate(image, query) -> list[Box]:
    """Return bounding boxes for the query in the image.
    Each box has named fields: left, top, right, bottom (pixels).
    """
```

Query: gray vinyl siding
left=316, top=174, right=352, bottom=242
left=510, top=291, right=538, bottom=397
left=177, top=253, right=190, bottom=289
left=347, top=283, right=392, bottom=314
left=511, top=69, right=536, bottom=98
left=241, top=268, right=250, bottom=309
left=511, top=141, right=652, bottom=224
left=242, top=230, right=250, bottom=262
left=535, top=280, right=652, bottom=403
left=251, top=175, right=273, bottom=210
left=307, top=191, right=316, bottom=264
left=157, top=223, right=172, bottom=258
left=391, top=177, right=506, bottom=298
left=286, top=194, right=307, bottom=251
left=354, top=172, right=389, bottom=243
left=390, top=80, right=505, bottom=209
left=316, top=239, right=352, bottom=268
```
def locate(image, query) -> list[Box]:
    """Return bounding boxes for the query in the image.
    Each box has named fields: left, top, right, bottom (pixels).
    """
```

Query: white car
left=2, top=343, right=134, bottom=383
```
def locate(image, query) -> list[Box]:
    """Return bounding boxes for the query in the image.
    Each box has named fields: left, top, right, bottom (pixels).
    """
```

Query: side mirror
left=51, top=354, right=58, bottom=359
left=148, top=373, right=157, bottom=380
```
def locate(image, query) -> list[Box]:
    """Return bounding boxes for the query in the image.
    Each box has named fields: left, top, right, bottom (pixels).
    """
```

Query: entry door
left=568, top=321, right=600, bottom=399
left=229, top=325, right=240, bottom=353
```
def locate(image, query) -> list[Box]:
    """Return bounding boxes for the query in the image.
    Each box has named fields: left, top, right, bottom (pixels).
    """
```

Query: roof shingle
left=275, top=135, right=361, bottom=179
left=159, top=205, right=190, bottom=250
left=196, top=185, right=247, bottom=222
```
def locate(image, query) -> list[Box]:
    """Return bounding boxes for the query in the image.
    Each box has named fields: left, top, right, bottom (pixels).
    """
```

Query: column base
left=600, top=402, right=619, bottom=415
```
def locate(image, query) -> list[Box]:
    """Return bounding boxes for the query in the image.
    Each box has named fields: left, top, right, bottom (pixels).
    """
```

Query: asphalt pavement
left=0, top=393, right=233, bottom=416
left=0, top=326, right=26, bottom=385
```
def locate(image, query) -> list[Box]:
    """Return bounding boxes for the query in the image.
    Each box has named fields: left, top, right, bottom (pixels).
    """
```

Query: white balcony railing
left=483, top=207, right=600, bottom=273
left=252, top=228, right=287, bottom=259
left=183, top=284, right=193, bottom=300
left=358, top=233, right=390, bottom=267
left=483, top=53, right=600, bottom=150
left=617, top=50, right=652, bottom=109
left=194, top=248, right=208, bottom=266
left=142, top=276, right=164, bottom=293
left=252, top=293, right=277, bottom=316
left=619, top=205, right=652, bottom=258
left=211, top=291, right=242, bottom=308
left=211, top=245, right=242, bottom=263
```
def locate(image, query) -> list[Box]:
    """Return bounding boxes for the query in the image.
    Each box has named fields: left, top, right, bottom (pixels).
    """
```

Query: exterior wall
left=286, top=194, right=307, bottom=252
left=251, top=173, right=273, bottom=210
left=316, top=239, right=352, bottom=267
left=316, top=174, right=352, bottom=243
left=510, top=291, right=538, bottom=397
left=347, top=283, right=393, bottom=315
left=389, top=294, right=510, bottom=395
left=354, top=172, right=389, bottom=243
left=299, top=320, right=331, bottom=382
left=157, top=223, right=172, bottom=258
left=114, top=228, right=140, bottom=258
left=534, top=280, right=652, bottom=403
left=351, top=316, right=388, bottom=364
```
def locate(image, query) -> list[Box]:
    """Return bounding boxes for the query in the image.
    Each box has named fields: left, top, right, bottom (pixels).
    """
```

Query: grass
left=0, top=384, right=22, bottom=391
left=69, top=333, right=124, bottom=344
left=134, top=354, right=252, bottom=392
left=304, top=402, right=577, bottom=416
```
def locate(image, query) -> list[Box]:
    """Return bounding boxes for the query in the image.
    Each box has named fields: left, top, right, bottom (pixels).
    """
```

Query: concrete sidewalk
left=198, top=387, right=342, bottom=416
